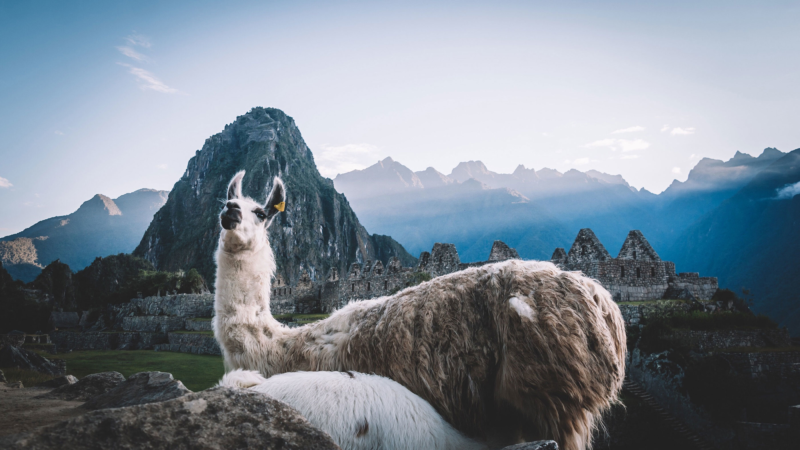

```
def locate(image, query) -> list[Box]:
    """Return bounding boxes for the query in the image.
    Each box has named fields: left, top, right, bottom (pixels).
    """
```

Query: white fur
left=509, top=296, right=534, bottom=321
left=219, top=369, right=487, bottom=450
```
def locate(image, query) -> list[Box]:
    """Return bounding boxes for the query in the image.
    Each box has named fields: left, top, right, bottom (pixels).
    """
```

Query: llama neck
left=215, top=244, right=276, bottom=321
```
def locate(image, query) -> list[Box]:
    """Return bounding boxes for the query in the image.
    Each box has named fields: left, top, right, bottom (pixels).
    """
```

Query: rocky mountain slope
left=0, top=189, right=168, bottom=282
left=133, top=107, right=416, bottom=288
left=672, top=148, right=800, bottom=333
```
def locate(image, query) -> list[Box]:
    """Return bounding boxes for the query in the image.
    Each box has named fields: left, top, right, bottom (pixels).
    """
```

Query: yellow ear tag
left=274, top=201, right=285, bottom=212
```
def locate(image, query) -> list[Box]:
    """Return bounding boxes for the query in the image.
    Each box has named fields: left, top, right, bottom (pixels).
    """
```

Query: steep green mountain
left=0, top=189, right=168, bottom=282
left=133, top=107, right=416, bottom=287
left=672, top=149, right=800, bottom=335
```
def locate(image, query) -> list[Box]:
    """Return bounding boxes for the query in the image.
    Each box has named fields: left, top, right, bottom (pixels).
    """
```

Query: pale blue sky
left=1, top=0, right=798, bottom=235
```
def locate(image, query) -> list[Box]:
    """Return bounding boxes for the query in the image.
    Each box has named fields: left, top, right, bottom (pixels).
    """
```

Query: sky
left=1, top=0, right=799, bottom=236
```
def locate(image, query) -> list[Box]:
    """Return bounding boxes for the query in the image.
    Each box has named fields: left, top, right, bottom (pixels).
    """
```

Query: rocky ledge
left=2, top=386, right=341, bottom=450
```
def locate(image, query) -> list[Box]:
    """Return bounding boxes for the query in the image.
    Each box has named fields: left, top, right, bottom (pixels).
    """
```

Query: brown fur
left=220, top=260, right=626, bottom=450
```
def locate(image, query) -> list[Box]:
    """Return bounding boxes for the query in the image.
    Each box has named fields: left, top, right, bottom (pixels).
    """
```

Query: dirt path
left=0, top=386, right=87, bottom=437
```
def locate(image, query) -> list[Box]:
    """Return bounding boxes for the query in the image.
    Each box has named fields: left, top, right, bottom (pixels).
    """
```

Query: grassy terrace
left=12, top=350, right=225, bottom=391
left=273, top=313, right=330, bottom=325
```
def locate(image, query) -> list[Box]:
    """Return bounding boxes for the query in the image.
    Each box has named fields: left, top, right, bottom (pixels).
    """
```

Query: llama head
left=218, top=171, right=285, bottom=253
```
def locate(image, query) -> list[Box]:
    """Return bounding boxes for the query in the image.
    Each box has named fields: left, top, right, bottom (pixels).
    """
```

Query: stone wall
left=185, top=319, right=213, bottom=332
left=121, top=316, right=186, bottom=333
left=50, top=331, right=167, bottom=351
left=666, top=329, right=793, bottom=352
left=617, top=301, right=692, bottom=326
left=154, top=332, right=220, bottom=355
left=718, top=351, right=800, bottom=382
left=112, top=294, right=214, bottom=319
left=271, top=240, right=517, bottom=315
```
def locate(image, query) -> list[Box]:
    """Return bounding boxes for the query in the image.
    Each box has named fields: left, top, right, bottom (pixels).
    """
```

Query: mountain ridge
left=0, top=189, right=168, bottom=282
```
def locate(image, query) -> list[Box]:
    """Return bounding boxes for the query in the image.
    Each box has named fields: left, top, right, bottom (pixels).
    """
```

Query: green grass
left=32, top=350, right=224, bottom=391
left=1, top=367, right=57, bottom=387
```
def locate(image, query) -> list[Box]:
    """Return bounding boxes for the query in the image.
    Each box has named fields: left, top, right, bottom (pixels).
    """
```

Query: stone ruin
left=271, top=240, right=521, bottom=314
left=273, top=230, right=719, bottom=315
left=48, top=293, right=220, bottom=356
left=551, top=229, right=718, bottom=302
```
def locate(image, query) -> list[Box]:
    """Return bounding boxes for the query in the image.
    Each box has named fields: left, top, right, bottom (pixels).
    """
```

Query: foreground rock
left=84, top=371, right=191, bottom=410
left=36, top=371, right=125, bottom=401
left=501, top=441, right=559, bottom=450
left=1, top=386, right=341, bottom=450
left=38, top=375, right=78, bottom=388
left=0, top=386, right=86, bottom=438
left=0, top=345, right=65, bottom=376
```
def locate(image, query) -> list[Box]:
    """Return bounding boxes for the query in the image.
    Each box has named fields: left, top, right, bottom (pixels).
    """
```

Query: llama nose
left=226, top=202, right=240, bottom=210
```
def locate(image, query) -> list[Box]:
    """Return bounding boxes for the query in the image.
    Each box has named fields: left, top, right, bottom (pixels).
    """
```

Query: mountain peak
left=731, top=151, right=755, bottom=162
left=449, top=161, right=496, bottom=184
left=758, top=147, right=784, bottom=160
left=76, top=194, right=122, bottom=216
left=536, top=168, right=563, bottom=179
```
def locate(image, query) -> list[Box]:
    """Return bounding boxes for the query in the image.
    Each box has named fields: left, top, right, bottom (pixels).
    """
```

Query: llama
left=213, top=171, right=627, bottom=450
left=219, top=369, right=487, bottom=450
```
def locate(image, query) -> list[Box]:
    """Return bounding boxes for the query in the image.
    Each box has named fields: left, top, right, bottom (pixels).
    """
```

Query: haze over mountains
left=0, top=189, right=168, bottom=282
left=334, top=148, right=800, bottom=334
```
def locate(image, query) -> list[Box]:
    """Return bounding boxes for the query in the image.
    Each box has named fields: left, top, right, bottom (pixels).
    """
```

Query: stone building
left=271, top=229, right=718, bottom=314
left=551, top=229, right=718, bottom=302
left=272, top=240, right=520, bottom=314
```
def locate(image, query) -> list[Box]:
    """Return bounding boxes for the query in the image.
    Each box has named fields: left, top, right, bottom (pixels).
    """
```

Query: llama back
left=289, top=259, right=627, bottom=446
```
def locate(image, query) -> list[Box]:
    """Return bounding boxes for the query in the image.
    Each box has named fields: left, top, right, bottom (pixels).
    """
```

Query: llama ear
left=264, top=177, right=286, bottom=225
left=227, top=171, right=245, bottom=200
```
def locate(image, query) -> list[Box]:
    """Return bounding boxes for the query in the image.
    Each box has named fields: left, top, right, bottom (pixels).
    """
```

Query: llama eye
left=255, top=211, right=267, bottom=220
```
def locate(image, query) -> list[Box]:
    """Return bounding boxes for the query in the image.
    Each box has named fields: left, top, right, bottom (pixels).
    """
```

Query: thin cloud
left=54, top=130, right=64, bottom=135
left=671, top=127, right=695, bottom=135
left=573, top=157, right=590, bottom=165
left=118, top=63, right=179, bottom=94
left=660, top=124, right=670, bottom=132
left=612, top=126, right=644, bottom=134
left=314, top=143, right=382, bottom=178
left=672, top=167, right=682, bottom=174
left=157, top=164, right=168, bottom=170
left=0, top=176, right=12, bottom=188
left=585, top=139, right=616, bottom=148
left=776, top=181, right=800, bottom=199
left=584, top=138, right=650, bottom=152
left=117, top=46, right=150, bottom=62
left=620, top=154, right=640, bottom=160
left=618, top=139, right=650, bottom=152
left=124, top=34, right=151, bottom=48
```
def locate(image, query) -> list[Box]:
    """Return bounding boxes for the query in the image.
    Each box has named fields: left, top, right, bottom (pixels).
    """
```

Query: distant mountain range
left=0, top=189, right=168, bottom=282
left=334, top=148, right=800, bottom=335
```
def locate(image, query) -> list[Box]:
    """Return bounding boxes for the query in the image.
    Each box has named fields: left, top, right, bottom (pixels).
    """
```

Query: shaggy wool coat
left=215, top=255, right=625, bottom=450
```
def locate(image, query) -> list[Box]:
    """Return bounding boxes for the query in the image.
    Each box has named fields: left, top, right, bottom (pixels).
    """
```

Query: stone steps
left=623, top=379, right=714, bottom=450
